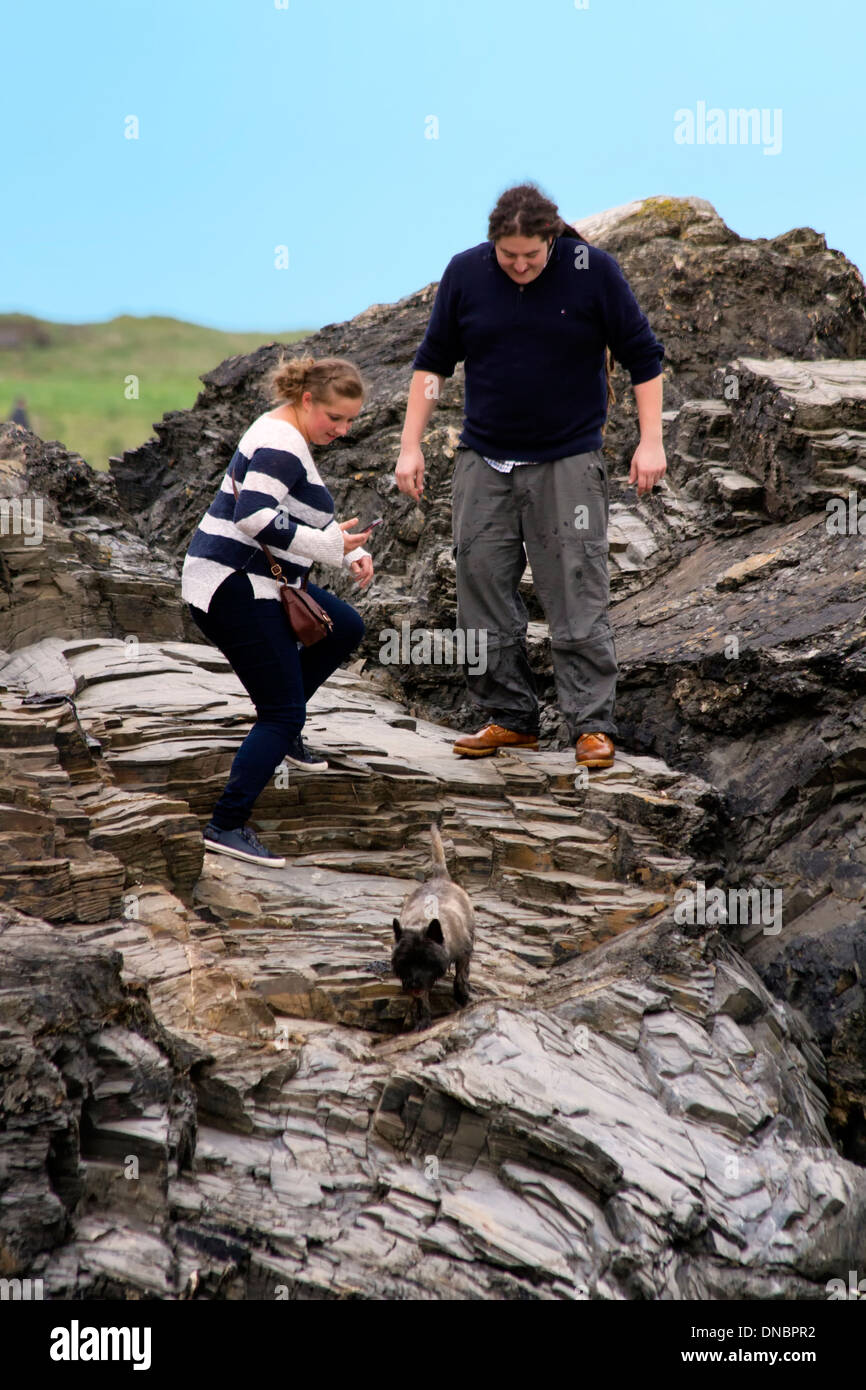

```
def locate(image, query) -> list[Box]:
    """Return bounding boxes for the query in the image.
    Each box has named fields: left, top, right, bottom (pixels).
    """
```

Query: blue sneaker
left=283, top=735, right=329, bottom=770
left=203, top=823, right=286, bottom=868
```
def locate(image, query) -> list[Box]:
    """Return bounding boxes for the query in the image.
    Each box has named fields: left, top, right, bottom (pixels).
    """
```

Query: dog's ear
left=425, top=918, right=444, bottom=944
left=392, top=917, right=402, bottom=942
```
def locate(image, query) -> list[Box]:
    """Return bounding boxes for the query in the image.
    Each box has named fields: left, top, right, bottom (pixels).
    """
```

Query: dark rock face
left=2, top=194, right=866, bottom=1298
left=108, top=206, right=866, bottom=1148
left=106, top=197, right=866, bottom=732
left=6, top=890, right=866, bottom=1301
left=0, top=425, right=189, bottom=651
left=0, top=909, right=196, bottom=1280
left=608, top=360, right=866, bottom=1158
left=1, top=639, right=864, bottom=1300
left=109, top=196, right=866, bottom=545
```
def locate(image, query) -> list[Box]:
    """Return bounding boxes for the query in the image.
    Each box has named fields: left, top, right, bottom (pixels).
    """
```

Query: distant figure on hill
left=7, top=397, right=30, bottom=429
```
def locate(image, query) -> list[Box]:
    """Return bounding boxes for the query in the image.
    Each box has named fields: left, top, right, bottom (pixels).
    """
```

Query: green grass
left=0, top=313, right=312, bottom=471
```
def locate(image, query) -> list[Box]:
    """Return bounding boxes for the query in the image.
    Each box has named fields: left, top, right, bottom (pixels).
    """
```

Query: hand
left=350, top=554, right=374, bottom=590
left=395, top=444, right=425, bottom=501
left=339, top=517, right=373, bottom=554
left=629, top=440, right=667, bottom=497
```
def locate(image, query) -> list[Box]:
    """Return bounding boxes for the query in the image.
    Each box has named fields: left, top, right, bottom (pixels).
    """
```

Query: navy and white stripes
left=181, top=415, right=367, bottom=613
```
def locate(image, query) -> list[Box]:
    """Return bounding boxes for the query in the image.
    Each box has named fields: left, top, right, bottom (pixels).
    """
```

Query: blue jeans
left=187, top=570, right=364, bottom=830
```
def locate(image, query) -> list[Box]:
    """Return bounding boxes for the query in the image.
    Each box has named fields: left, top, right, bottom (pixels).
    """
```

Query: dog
left=392, top=824, right=475, bottom=1031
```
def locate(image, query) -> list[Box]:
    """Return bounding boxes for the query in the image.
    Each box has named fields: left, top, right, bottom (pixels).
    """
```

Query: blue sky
left=2, top=0, right=863, bottom=332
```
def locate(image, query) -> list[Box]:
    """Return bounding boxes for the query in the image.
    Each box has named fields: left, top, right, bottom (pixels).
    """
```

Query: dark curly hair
left=488, top=182, right=615, bottom=420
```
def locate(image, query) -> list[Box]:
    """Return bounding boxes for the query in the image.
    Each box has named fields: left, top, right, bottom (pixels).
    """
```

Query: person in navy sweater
left=182, top=355, right=373, bottom=868
left=395, top=183, right=666, bottom=768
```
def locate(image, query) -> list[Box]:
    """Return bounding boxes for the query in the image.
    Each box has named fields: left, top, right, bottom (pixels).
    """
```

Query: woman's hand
left=339, top=518, right=373, bottom=554
left=350, top=554, right=374, bottom=590
left=395, top=445, right=425, bottom=501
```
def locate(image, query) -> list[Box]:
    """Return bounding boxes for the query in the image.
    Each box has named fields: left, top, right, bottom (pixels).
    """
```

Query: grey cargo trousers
left=451, top=445, right=618, bottom=740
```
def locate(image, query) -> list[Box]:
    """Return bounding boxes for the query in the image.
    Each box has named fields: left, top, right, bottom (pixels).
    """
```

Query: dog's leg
left=410, top=989, right=433, bottom=1031
left=454, top=955, right=471, bottom=1007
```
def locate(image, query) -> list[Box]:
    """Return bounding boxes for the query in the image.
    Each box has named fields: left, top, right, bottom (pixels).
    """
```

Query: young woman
left=182, top=355, right=373, bottom=868
left=396, top=182, right=666, bottom=769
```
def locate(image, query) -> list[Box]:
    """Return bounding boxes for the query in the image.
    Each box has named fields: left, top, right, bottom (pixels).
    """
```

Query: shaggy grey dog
left=392, top=825, right=475, bottom=1030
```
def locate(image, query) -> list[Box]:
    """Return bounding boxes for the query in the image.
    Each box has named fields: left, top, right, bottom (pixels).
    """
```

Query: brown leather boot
left=575, top=732, right=615, bottom=768
left=453, top=723, right=539, bottom=758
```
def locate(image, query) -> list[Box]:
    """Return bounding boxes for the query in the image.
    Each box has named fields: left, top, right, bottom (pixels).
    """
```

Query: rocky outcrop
left=0, top=636, right=863, bottom=1298
left=0, top=638, right=711, bottom=1006
left=0, top=909, right=197, bottom=1281
left=2, top=194, right=866, bottom=1298
left=610, top=360, right=866, bottom=1160
left=0, top=425, right=190, bottom=652
left=6, top=894, right=866, bottom=1300
left=106, top=201, right=866, bottom=1162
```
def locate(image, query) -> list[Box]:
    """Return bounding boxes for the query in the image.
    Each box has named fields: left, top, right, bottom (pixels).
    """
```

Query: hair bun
left=262, top=352, right=366, bottom=409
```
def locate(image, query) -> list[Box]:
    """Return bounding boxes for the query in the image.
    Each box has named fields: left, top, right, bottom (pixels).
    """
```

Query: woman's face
left=302, top=391, right=363, bottom=446
left=495, top=234, right=553, bottom=283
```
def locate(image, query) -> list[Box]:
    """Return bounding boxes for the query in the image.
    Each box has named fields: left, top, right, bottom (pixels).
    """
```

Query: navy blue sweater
left=412, top=236, right=665, bottom=462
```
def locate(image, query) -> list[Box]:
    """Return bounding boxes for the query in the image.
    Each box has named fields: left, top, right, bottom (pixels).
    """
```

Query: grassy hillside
left=0, top=313, right=312, bottom=471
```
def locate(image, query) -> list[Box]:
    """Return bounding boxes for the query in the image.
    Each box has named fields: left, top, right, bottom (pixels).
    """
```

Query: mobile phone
left=358, top=517, right=384, bottom=531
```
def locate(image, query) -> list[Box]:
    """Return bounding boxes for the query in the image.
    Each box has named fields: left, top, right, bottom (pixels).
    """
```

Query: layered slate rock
left=610, top=365, right=866, bottom=1160
left=0, top=908, right=197, bottom=1279
left=7, top=897, right=866, bottom=1301
left=0, top=638, right=712, bottom=1031
left=4, top=194, right=866, bottom=1296
left=0, top=637, right=863, bottom=1299
left=102, top=198, right=866, bottom=1153
left=668, top=358, right=866, bottom=523
left=0, top=640, right=204, bottom=920
left=0, top=424, right=191, bottom=652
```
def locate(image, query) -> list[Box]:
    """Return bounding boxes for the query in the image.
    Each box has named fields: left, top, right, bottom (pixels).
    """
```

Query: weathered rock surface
left=2, top=194, right=866, bottom=1298
left=107, top=196, right=866, bottom=1163
left=6, top=893, right=866, bottom=1300
left=0, top=637, right=862, bottom=1299
left=612, top=362, right=866, bottom=1160
left=109, top=195, right=866, bottom=557
left=0, top=426, right=190, bottom=652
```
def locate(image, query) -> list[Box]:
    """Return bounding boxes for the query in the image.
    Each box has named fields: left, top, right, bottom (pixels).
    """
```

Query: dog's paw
left=453, top=984, right=471, bottom=1006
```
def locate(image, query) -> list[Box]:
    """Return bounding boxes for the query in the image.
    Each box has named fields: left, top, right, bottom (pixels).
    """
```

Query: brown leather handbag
left=230, top=463, right=335, bottom=646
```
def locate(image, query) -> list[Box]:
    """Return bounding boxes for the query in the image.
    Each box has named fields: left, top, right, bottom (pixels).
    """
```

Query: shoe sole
left=282, top=754, right=329, bottom=770
left=453, top=743, right=539, bottom=758
left=204, top=840, right=286, bottom=868
left=576, top=758, right=615, bottom=768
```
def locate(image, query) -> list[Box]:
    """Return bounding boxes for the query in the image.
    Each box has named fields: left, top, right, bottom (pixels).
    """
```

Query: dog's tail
left=430, top=823, right=450, bottom=878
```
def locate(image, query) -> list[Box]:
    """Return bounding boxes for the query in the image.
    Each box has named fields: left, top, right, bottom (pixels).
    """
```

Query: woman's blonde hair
left=262, top=353, right=365, bottom=407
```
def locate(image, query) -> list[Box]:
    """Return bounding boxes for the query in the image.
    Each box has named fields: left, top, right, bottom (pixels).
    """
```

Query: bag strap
left=230, top=458, right=309, bottom=591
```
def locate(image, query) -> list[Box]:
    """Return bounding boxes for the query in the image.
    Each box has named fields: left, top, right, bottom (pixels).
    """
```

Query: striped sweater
left=181, top=413, right=369, bottom=613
